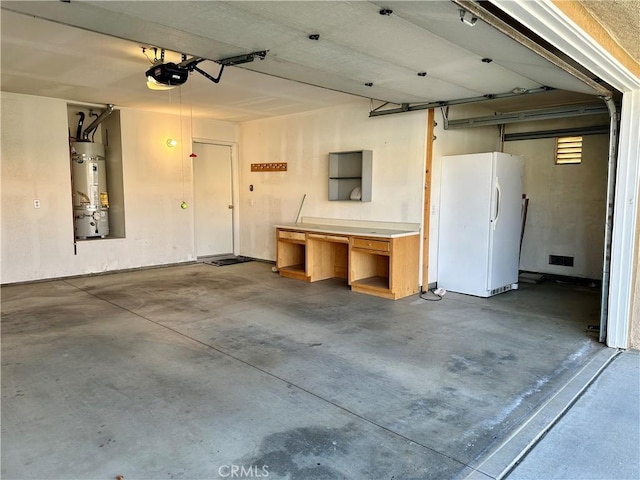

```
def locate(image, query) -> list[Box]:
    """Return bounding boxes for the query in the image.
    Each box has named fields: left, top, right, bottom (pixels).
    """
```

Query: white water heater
left=72, top=142, right=109, bottom=238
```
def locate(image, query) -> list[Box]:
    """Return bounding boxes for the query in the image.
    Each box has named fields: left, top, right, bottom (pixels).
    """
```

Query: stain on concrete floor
left=1, top=262, right=604, bottom=479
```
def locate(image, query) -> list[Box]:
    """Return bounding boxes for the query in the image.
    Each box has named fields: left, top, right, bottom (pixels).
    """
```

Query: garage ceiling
left=0, top=1, right=625, bottom=122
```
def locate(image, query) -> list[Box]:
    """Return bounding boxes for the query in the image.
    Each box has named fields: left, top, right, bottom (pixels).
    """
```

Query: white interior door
left=193, top=143, right=233, bottom=257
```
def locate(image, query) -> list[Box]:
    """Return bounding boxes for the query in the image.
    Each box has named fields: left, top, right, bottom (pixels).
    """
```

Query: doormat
left=205, top=256, right=253, bottom=267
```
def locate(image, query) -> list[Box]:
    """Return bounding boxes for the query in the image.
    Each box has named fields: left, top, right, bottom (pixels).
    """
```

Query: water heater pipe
left=82, top=104, right=114, bottom=141
left=76, top=112, right=85, bottom=140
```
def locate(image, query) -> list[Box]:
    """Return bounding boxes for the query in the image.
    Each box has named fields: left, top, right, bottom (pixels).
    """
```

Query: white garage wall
left=238, top=102, right=503, bottom=284
left=238, top=101, right=504, bottom=288
left=1, top=92, right=238, bottom=283
left=3, top=91, right=543, bottom=288
left=505, top=133, right=608, bottom=279
left=1, top=93, right=73, bottom=282
left=238, top=101, right=428, bottom=261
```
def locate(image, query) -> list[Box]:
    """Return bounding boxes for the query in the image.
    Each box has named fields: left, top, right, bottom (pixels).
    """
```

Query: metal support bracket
left=368, top=86, right=554, bottom=118
left=192, top=64, right=225, bottom=84
left=176, top=50, right=268, bottom=85
left=440, top=106, right=449, bottom=130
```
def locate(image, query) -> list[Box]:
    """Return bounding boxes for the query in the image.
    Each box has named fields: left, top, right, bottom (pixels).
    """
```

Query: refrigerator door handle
left=493, top=181, right=501, bottom=227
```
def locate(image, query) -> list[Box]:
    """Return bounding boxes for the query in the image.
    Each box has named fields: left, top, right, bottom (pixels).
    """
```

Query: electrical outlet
left=33, top=199, right=41, bottom=209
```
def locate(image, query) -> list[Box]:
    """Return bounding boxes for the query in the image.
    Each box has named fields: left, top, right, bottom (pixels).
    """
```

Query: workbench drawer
left=352, top=238, right=390, bottom=252
left=308, top=233, right=349, bottom=243
left=278, top=230, right=306, bottom=242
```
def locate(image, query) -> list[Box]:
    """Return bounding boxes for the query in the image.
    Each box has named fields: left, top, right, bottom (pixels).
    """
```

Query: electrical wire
left=90, top=111, right=98, bottom=142
left=189, top=75, right=194, bottom=145
left=178, top=85, right=185, bottom=200
left=419, top=289, right=443, bottom=301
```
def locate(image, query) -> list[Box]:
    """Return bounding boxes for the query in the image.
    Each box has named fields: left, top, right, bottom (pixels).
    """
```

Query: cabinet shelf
left=278, top=263, right=308, bottom=282
left=351, top=276, right=390, bottom=290
left=279, top=263, right=305, bottom=276
left=280, top=264, right=305, bottom=274
left=328, top=150, right=372, bottom=202
left=276, top=232, right=309, bottom=281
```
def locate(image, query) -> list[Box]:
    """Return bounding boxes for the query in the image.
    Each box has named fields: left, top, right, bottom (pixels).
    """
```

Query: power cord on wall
left=420, top=287, right=446, bottom=302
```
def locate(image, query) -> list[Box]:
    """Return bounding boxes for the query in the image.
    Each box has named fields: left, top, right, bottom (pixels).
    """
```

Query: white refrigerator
left=437, top=152, right=524, bottom=297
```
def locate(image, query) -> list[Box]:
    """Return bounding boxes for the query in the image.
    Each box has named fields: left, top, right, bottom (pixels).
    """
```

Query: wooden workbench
left=275, top=218, right=420, bottom=300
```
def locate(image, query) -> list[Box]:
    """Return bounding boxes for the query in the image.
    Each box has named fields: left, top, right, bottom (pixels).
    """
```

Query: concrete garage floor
left=2, top=261, right=608, bottom=479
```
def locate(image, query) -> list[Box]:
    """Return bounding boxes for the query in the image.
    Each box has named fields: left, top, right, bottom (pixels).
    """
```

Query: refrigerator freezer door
left=438, top=153, right=494, bottom=297
left=488, top=153, right=524, bottom=291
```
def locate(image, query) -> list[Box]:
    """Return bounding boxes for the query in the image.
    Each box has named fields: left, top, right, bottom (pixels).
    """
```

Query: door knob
left=228, top=205, right=234, bottom=209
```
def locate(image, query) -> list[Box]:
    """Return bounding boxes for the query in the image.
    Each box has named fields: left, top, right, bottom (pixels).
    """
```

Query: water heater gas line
left=81, top=104, right=113, bottom=141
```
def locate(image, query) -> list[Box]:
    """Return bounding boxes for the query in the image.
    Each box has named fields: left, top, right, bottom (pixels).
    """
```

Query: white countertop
left=275, top=222, right=419, bottom=239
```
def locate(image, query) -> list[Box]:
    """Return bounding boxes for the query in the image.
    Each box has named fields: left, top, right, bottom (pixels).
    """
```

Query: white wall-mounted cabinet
left=328, top=150, right=372, bottom=202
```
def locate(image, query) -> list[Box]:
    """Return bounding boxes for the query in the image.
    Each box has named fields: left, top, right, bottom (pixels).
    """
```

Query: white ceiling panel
left=371, top=1, right=602, bottom=95
left=233, top=1, right=462, bottom=66
left=425, top=59, right=541, bottom=95
left=0, top=10, right=359, bottom=122
left=1, top=1, right=605, bottom=121
left=376, top=76, right=480, bottom=103
left=269, top=40, right=416, bottom=84
left=496, top=61, right=600, bottom=94
left=242, top=57, right=429, bottom=105
left=94, top=1, right=301, bottom=53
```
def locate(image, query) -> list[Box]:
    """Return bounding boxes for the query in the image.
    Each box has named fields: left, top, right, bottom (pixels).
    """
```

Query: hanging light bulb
left=147, top=76, right=177, bottom=91
left=166, top=138, right=177, bottom=147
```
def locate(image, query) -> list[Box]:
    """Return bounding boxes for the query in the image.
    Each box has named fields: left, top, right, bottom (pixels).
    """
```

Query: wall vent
left=555, top=136, right=582, bottom=164
left=549, top=255, right=574, bottom=266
